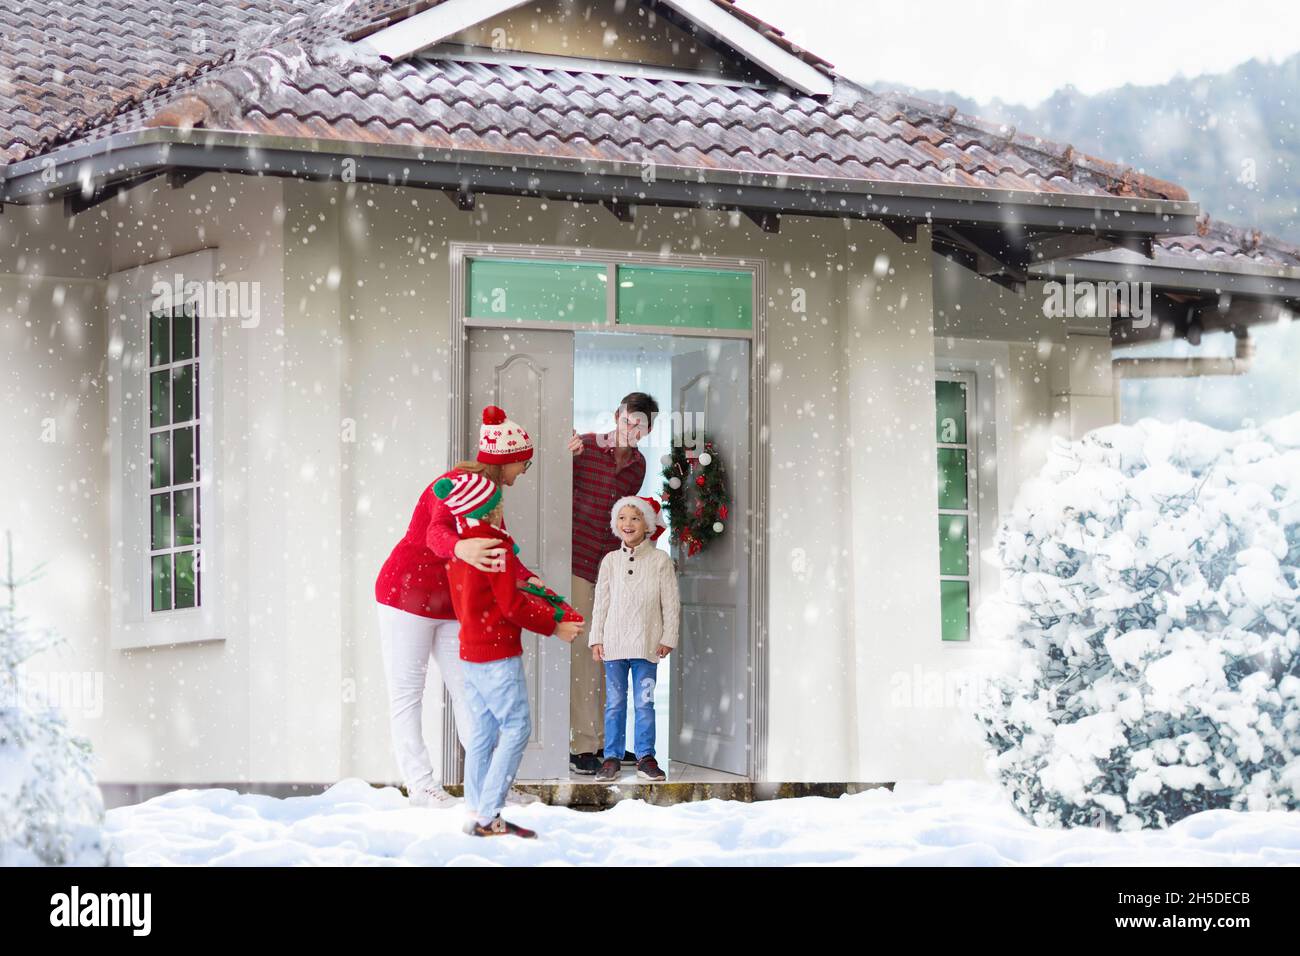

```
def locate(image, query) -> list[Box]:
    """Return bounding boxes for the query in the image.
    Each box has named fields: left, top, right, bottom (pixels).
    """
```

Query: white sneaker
left=408, top=784, right=461, bottom=809
left=504, top=787, right=541, bottom=806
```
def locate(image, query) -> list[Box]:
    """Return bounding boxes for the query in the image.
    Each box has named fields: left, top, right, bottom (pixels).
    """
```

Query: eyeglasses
left=522, top=459, right=533, bottom=473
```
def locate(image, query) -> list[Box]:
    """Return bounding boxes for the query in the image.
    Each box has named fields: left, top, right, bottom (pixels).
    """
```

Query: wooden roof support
left=602, top=199, right=635, bottom=222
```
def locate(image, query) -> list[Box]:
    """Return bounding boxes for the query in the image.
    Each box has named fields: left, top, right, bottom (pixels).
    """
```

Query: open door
left=466, top=328, right=574, bottom=780
left=669, top=338, right=751, bottom=776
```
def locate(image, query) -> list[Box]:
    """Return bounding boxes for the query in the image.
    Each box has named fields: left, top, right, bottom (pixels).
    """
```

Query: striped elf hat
left=432, top=471, right=502, bottom=525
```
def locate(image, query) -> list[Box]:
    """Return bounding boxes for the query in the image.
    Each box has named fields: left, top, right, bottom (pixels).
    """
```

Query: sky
left=737, top=0, right=1300, bottom=106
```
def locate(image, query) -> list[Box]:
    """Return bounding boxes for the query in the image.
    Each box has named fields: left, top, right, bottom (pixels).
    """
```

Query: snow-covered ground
left=103, top=778, right=1300, bottom=866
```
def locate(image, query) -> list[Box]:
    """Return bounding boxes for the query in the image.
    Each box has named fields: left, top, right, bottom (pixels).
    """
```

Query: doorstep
left=443, top=781, right=893, bottom=809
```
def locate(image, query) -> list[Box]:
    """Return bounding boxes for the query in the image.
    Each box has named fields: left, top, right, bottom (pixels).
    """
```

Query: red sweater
left=375, top=471, right=532, bottom=619
left=446, top=525, right=559, bottom=662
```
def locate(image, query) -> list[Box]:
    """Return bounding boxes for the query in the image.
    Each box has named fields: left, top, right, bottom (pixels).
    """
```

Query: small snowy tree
left=0, top=534, right=116, bottom=865
left=975, top=415, right=1300, bottom=830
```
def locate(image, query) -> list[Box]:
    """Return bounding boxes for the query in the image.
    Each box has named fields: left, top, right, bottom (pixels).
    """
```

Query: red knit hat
left=477, top=405, right=534, bottom=464
left=611, top=495, right=667, bottom=542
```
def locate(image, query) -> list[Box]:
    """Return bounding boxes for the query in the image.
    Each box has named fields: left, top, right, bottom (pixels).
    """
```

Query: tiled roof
left=0, top=0, right=1191, bottom=203
left=1154, top=215, right=1300, bottom=272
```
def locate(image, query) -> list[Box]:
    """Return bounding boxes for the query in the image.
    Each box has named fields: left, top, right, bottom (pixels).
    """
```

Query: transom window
left=936, top=373, right=977, bottom=642
left=465, top=256, right=755, bottom=331
left=147, top=302, right=202, bottom=613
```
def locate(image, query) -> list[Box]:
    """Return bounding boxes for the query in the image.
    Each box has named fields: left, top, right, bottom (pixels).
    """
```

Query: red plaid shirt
left=572, top=431, right=647, bottom=583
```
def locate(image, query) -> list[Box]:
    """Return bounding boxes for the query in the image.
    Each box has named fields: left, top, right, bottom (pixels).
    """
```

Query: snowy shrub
left=0, top=544, right=116, bottom=866
left=975, top=414, right=1300, bottom=830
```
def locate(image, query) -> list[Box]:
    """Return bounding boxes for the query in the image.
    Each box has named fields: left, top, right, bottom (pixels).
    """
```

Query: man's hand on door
left=567, top=430, right=584, bottom=456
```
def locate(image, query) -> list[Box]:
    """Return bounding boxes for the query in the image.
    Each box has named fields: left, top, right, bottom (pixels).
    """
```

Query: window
left=467, top=258, right=607, bottom=325
left=147, top=302, right=202, bottom=612
left=936, top=374, right=976, bottom=642
left=465, top=256, right=755, bottom=331
left=109, top=247, right=220, bottom=649
left=616, top=265, right=753, bottom=330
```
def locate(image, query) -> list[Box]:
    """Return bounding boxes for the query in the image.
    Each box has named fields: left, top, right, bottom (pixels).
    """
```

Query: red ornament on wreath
left=661, top=434, right=730, bottom=558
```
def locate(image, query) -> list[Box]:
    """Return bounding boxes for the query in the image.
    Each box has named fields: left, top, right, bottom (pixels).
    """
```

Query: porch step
left=447, top=781, right=892, bottom=809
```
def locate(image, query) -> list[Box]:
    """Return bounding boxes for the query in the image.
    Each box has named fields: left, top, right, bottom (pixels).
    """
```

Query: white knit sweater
left=588, top=537, right=680, bottom=661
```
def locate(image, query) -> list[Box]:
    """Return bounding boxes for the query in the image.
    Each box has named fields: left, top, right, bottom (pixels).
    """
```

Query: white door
left=466, top=328, right=574, bottom=780
left=669, top=339, right=750, bottom=776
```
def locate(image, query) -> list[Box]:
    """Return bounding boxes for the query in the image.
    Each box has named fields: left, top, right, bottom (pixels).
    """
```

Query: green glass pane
left=935, top=379, right=967, bottom=444
left=937, top=447, right=968, bottom=510
left=151, top=553, right=173, bottom=612
left=616, top=265, right=753, bottom=330
left=149, top=311, right=170, bottom=367
left=172, top=307, right=194, bottom=362
left=151, top=492, right=172, bottom=550
left=467, top=258, right=607, bottom=324
left=173, top=426, right=196, bottom=485
left=941, top=579, right=970, bottom=642
left=149, top=370, right=171, bottom=428
left=172, top=364, right=194, bottom=423
left=149, top=432, right=170, bottom=489
left=939, top=514, right=969, bottom=576
left=174, top=489, right=197, bottom=547
left=174, top=551, right=197, bottom=609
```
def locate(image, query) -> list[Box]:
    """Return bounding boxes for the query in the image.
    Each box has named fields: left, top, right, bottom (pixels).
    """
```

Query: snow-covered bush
left=0, top=542, right=116, bottom=866
left=975, top=414, right=1300, bottom=830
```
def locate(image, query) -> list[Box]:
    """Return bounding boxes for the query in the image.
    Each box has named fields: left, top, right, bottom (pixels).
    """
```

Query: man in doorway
left=566, top=391, right=659, bottom=774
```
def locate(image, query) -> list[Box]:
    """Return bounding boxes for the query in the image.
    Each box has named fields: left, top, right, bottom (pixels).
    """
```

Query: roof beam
left=602, top=199, right=636, bottom=222
left=353, top=0, right=533, bottom=62
left=442, top=187, right=475, bottom=210
left=742, top=208, right=779, bottom=232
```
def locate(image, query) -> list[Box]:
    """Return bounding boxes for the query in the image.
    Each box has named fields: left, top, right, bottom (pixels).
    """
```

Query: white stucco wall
left=6, top=169, right=1118, bottom=787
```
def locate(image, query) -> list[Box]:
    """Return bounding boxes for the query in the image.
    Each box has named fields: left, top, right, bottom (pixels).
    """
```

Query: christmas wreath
left=660, top=437, right=730, bottom=556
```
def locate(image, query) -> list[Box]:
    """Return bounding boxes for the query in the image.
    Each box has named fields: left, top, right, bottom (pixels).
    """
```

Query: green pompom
left=432, top=477, right=454, bottom=499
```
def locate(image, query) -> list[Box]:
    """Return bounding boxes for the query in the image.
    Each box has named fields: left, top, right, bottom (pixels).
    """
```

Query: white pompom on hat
left=611, top=495, right=667, bottom=542
left=477, top=405, right=534, bottom=464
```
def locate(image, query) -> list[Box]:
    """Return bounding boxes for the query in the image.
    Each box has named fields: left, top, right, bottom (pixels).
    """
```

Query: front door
left=466, top=328, right=574, bottom=780
left=669, top=339, right=751, bottom=776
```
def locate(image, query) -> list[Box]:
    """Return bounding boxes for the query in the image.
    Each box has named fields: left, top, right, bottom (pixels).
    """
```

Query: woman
left=374, top=405, right=543, bottom=807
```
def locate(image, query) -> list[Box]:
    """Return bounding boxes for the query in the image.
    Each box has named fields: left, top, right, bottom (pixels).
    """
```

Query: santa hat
left=611, top=495, right=667, bottom=542
left=477, top=405, right=534, bottom=464
left=432, top=471, right=502, bottom=526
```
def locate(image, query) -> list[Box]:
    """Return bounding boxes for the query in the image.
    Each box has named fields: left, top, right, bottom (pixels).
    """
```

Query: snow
left=101, top=778, right=1300, bottom=866
left=976, top=413, right=1300, bottom=829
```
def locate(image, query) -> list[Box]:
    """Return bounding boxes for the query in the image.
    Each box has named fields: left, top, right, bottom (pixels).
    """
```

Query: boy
left=588, top=495, right=678, bottom=783
left=437, top=471, right=584, bottom=838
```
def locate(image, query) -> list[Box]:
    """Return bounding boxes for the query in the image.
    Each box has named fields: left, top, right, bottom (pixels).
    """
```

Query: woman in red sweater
left=374, top=406, right=540, bottom=808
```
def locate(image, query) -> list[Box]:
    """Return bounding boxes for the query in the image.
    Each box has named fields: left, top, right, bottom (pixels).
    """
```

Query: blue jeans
left=461, top=655, right=531, bottom=824
left=603, top=658, right=658, bottom=761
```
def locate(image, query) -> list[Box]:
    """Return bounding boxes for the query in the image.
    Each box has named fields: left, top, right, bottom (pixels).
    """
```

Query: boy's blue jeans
left=461, top=655, right=531, bottom=825
left=603, top=658, right=658, bottom=760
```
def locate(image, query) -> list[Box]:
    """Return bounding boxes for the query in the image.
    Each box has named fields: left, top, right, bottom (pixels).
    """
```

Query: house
left=2, top=0, right=1295, bottom=798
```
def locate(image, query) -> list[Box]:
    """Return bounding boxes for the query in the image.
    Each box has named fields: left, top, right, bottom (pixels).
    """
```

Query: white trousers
left=376, top=602, right=474, bottom=792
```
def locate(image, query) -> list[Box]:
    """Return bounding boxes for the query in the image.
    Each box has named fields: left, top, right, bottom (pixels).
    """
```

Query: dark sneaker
left=636, top=756, right=666, bottom=781
left=595, top=758, right=621, bottom=782
left=470, top=816, right=537, bottom=839
left=621, top=750, right=636, bottom=764
left=569, top=752, right=600, bottom=775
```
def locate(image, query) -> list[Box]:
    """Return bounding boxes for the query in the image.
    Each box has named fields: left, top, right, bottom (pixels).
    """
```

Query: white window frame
left=934, top=341, right=1010, bottom=644
left=109, top=249, right=223, bottom=649
left=936, top=370, right=979, bottom=642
